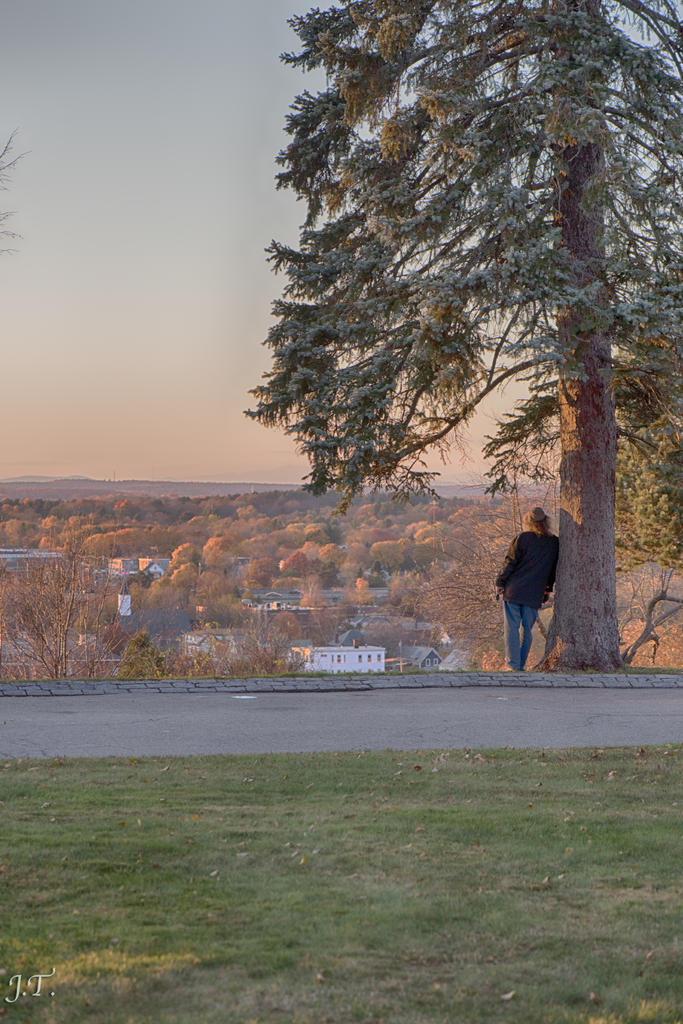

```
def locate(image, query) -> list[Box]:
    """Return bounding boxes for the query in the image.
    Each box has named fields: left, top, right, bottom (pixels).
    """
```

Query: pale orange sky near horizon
left=1, top=0, right=509, bottom=487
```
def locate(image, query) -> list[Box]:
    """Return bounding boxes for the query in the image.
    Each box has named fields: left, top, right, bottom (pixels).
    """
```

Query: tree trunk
left=542, top=342, right=622, bottom=669
left=541, top=113, right=623, bottom=669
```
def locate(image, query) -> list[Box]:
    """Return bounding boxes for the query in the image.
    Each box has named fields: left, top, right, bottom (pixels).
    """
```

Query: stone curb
left=0, top=671, right=681, bottom=698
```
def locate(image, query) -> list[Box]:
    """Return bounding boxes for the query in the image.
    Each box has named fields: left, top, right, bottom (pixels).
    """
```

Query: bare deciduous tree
left=1, top=132, right=21, bottom=254
left=422, top=495, right=556, bottom=667
left=1, top=533, right=119, bottom=679
left=619, top=568, right=683, bottom=666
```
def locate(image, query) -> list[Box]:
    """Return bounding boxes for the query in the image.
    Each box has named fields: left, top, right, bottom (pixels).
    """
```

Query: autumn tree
left=251, top=0, right=683, bottom=670
left=202, top=535, right=235, bottom=568
left=244, top=556, right=279, bottom=588
left=369, top=539, right=409, bottom=573
left=280, top=549, right=312, bottom=577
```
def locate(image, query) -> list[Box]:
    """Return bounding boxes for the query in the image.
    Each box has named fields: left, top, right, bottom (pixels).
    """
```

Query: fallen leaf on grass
left=500, top=990, right=516, bottom=1001
left=589, top=992, right=601, bottom=1005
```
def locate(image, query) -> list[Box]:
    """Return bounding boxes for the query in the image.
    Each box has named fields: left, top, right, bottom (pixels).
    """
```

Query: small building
left=338, top=628, right=365, bottom=647
left=138, top=557, right=170, bottom=579
left=182, top=630, right=238, bottom=658
left=0, top=548, right=62, bottom=571
left=293, top=644, right=386, bottom=674
left=400, top=646, right=443, bottom=670
left=118, top=607, right=192, bottom=652
left=439, top=648, right=471, bottom=671
left=108, top=556, right=170, bottom=579
left=243, top=589, right=302, bottom=611
left=108, top=557, right=141, bottom=576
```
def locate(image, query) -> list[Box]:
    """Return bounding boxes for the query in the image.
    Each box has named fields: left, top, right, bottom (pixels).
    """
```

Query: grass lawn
left=0, top=746, right=680, bottom=1023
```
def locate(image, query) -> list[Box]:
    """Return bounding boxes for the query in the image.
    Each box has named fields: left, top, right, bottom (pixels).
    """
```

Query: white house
left=293, top=644, right=386, bottom=674
left=182, top=630, right=238, bottom=658
left=108, top=556, right=170, bottom=579
left=138, top=557, right=171, bottom=579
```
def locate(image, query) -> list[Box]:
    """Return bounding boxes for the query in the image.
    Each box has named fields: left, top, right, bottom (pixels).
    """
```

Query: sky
left=1, top=0, right=500, bottom=485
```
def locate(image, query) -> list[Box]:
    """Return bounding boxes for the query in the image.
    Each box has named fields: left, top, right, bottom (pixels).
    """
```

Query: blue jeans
left=503, top=602, right=538, bottom=670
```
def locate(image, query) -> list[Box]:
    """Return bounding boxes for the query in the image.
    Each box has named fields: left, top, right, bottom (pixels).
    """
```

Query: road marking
left=231, top=695, right=258, bottom=700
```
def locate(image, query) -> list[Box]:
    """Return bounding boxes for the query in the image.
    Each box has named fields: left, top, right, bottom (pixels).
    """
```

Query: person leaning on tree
left=495, top=508, right=559, bottom=672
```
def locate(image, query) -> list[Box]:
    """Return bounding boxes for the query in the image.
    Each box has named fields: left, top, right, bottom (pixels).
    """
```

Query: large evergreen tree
left=250, top=0, right=683, bottom=670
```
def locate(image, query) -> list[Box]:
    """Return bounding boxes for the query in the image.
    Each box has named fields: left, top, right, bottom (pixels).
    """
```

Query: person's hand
left=496, top=586, right=504, bottom=597
left=542, top=590, right=551, bottom=604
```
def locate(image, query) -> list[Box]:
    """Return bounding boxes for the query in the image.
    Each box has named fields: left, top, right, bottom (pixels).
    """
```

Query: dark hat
left=530, top=506, right=547, bottom=522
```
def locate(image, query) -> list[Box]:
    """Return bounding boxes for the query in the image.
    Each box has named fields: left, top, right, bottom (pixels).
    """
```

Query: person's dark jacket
left=496, top=531, right=559, bottom=609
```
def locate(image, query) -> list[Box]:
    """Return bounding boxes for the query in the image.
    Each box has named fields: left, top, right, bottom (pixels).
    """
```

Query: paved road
left=1, top=687, right=681, bottom=757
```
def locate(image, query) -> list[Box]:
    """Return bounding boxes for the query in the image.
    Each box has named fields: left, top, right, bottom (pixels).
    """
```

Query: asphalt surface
left=1, top=682, right=681, bottom=757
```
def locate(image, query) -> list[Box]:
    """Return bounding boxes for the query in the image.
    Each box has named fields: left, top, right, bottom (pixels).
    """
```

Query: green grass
left=0, top=747, right=680, bottom=1023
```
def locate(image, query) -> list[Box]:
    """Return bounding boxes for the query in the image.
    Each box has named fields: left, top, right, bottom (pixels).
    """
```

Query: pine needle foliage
left=250, top=0, right=683, bottom=506
left=616, top=419, right=683, bottom=571
left=118, top=629, right=166, bottom=681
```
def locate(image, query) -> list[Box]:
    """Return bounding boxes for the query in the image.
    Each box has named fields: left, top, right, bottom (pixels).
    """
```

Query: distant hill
left=0, top=476, right=486, bottom=501
left=0, top=478, right=301, bottom=500
left=0, top=475, right=93, bottom=482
